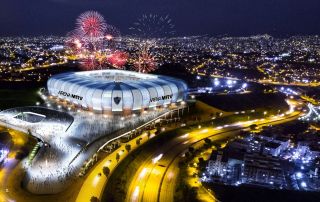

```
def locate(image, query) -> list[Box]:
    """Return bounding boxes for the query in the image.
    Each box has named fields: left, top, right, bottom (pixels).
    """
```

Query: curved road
left=125, top=110, right=302, bottom=202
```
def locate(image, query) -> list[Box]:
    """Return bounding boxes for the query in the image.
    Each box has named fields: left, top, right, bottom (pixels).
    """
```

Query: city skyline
left=1, top=1, right=320, bottom=202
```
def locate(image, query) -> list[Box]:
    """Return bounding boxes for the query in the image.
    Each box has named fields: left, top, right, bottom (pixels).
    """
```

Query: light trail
left=132, top=186, right=140, bottom=202
left=152, top=154, right=163, bottom=164
left=139, top=168, right=148, bottom=179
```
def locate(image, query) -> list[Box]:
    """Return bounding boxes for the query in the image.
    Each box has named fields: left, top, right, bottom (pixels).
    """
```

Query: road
left=124, top=110, right=302, bottom=202
left=258, top=80, right=320, bottom=87
left=0, top=127, right=32, bottom=202
left=75, top=128, right=156, bottom=202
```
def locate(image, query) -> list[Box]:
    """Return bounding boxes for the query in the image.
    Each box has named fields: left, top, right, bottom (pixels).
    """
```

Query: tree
left=90, top=196, right=99, bottom=202
left=210, top=113, right=214, bottom=118
left=204, top=138, right=211, bottom=145
left=212, top=143, right=220, bottom=149
left=125, top=144, right=131, bottom=152
left=198, top=157, right=206, bottom=168
left=103, top=166, right=110, bottom=177
left=185, top=152, right=191, bottom=159
left=178, top=160, right=186, bottom=168
left=186, top=187, right=198, bottom=201
left=250, top=124, right=258, bottom=130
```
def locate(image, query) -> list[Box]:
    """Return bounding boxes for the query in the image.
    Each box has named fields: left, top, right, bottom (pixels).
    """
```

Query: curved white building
left=47, top=70, right=187, bottom=113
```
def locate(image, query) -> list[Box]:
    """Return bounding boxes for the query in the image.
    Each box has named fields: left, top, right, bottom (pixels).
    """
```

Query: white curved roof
left=47, top=70, right=187, bottom=112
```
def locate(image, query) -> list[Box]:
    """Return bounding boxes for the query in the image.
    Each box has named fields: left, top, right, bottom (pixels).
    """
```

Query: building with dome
left=47, top=70, right=188, bottom=114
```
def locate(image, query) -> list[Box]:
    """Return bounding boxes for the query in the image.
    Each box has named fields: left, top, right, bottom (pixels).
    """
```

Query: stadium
left=47, top=70, right=188, bottom=114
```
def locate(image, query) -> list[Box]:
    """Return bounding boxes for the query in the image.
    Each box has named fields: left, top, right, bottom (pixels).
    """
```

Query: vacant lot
left=198, top=93, right=289, bottom=113
left=0, top=88, right=42, bottom=110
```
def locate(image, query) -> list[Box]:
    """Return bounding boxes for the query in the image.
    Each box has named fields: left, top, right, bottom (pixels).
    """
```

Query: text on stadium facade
left=57, top=90, right=173, bottom=102
left=58, top=91, right=83, bottom=101
left=150, top=94, right=173, bottom=102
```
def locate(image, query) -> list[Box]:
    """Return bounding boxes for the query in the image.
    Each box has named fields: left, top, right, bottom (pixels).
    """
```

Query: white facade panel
left=47, top=70, right=187, bottom=113
left=122, top=90, right=133, bottom=110
left=131, top=89, right=143, bottom=110
left=92, top=88, right=104, bottom=111
left=101, top=85, right=115, bottom=111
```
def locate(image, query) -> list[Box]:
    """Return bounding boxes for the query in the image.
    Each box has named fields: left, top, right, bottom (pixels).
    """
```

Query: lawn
left=0, top=88, right=42, bottom=110
left=198, top=92, right=289, bottom=112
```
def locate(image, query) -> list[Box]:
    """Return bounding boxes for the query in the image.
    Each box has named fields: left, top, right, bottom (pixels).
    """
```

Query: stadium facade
left=47, top=70, right=188, bottom=114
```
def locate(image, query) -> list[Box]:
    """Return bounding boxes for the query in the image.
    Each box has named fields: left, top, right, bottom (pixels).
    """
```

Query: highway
left=75, top=100, right=302, bottom=202
left=258, top=80, right=320, bottom=87
left=75, top=127, right=157, bottom=202
left=124, top=110, right=302, bottom=202
left=0, top=127, right=32, bottom=202
left=75, top=108, right=185, bottom=202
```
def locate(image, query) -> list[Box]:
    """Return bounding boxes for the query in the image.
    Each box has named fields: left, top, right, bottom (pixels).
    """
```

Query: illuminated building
left=47, top=70, right=187, bottom=114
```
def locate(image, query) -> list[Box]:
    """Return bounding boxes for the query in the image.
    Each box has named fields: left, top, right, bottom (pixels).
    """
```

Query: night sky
left=1, top=0, right=320, bottom=37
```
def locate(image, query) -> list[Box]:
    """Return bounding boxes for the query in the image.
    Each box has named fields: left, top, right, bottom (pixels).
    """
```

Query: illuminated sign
left=150, top=94, right=173, bottom=102
left=58, top=91, right=83, bottom=101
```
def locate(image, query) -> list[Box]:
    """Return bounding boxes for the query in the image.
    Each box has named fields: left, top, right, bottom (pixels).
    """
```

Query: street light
left=301, top=182, right=307, bottom=188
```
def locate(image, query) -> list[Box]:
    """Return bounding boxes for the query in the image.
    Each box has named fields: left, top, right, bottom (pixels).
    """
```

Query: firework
left=129, top=14, right=176, bottom=38
left=65, top=31, right=84, bottom=53
left=134, top=48, right=157, bottom=73
left=80, top=57, right=99, bottom=70
left=104, top=24, right=121, bottom=50
left=80, top=51, right=111, bottom=70
left=76, top=11, right=107, bottom=39
left=75, top=11, right=108, bottom=51
left=107, top=51, right=128, bottom=68
left=65, top=11, right=125, bottom=70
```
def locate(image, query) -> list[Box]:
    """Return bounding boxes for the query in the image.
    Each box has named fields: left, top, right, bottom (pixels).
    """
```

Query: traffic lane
left=159, top=158, right=180, bottom=202
left=138, top=130, right=241, bottom=202
left=157, top=112, right=303, bottom=202
left=125, top=134, right=197, bottom=202
left=110, top=110, right=302, bottom=202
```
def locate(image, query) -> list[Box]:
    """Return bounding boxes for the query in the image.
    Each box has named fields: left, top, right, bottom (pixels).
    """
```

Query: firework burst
left=107, top=51, right=128, bottom=68
left=65, top=11, right=125, bottom=70
left=80, top=51, right=109, bottom=70
left=134, top=47, right=157, bottom=73
left=74, top=11, right=108, bottom=51
left=129, top=14, right=176, bottom=38
left=104, top=24, right=121, bottom=50
left=76, top=11, right=107, bottom=39
left=80, top=57, right=99, bottom=70
left=65, top=31, right=84, bottom=54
